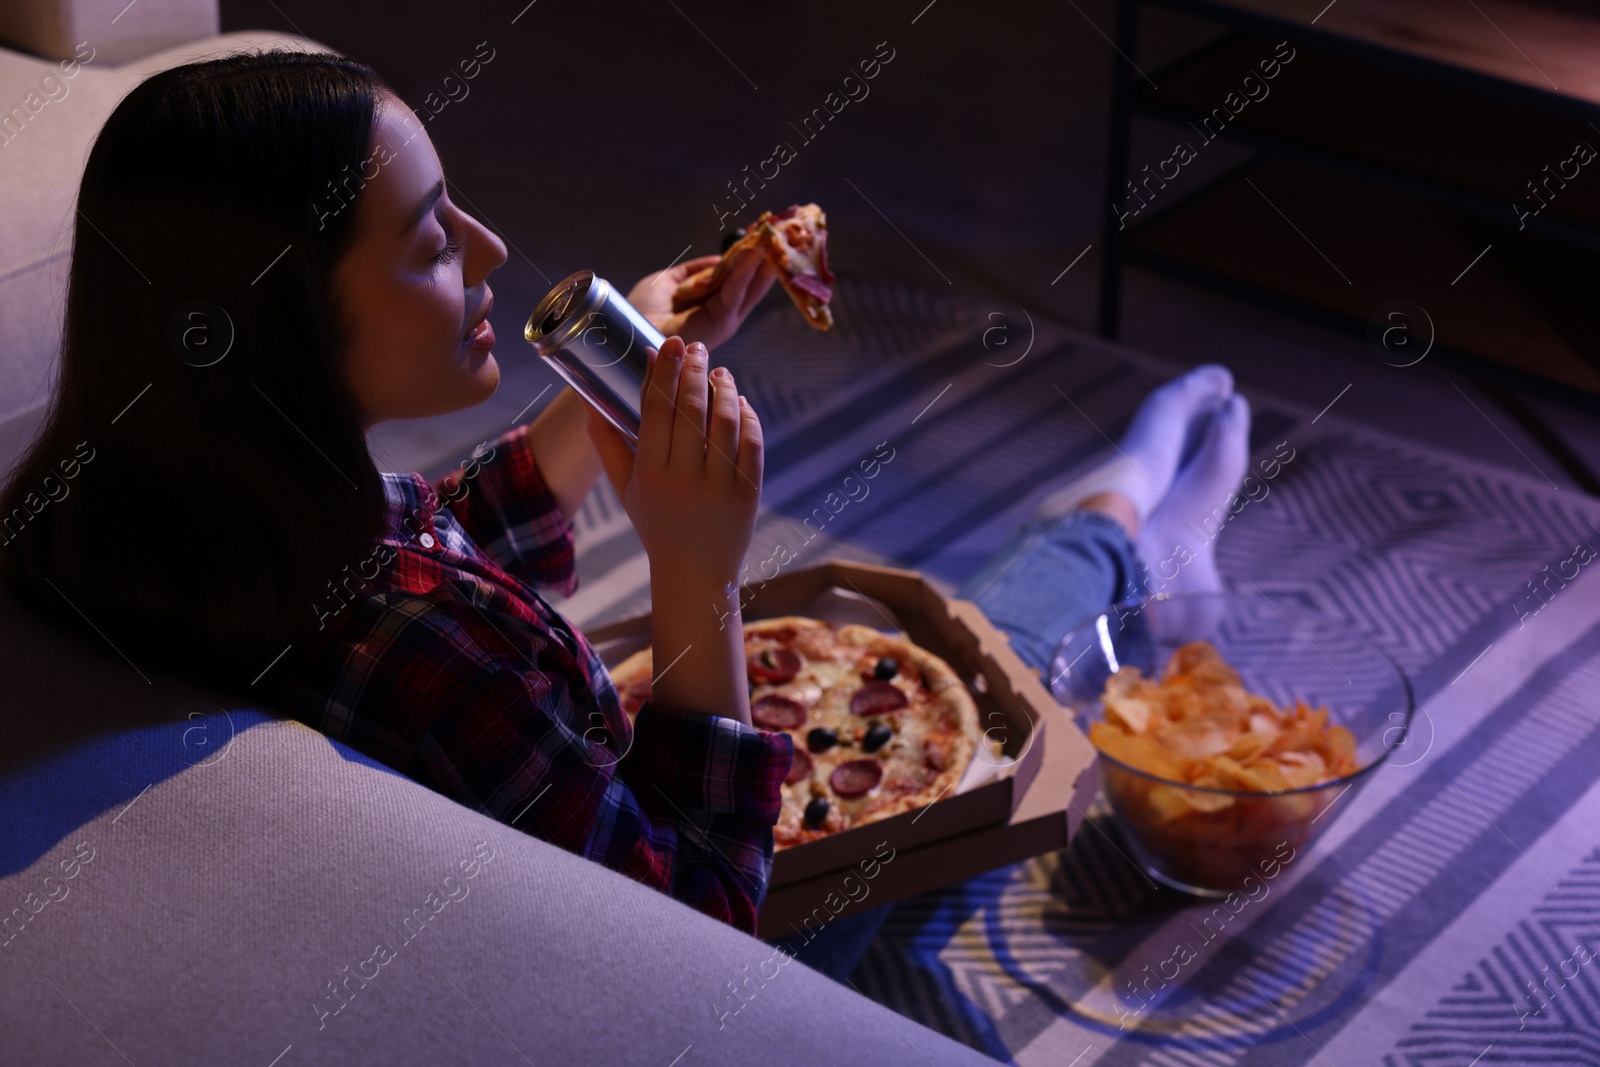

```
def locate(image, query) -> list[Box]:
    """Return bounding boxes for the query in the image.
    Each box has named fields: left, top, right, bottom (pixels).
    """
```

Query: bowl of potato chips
left=1049, top=591, right=1413, bottom=896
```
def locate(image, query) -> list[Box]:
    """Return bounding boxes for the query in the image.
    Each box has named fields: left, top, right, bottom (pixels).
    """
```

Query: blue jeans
left=764, top=511, right=1144, bottom=980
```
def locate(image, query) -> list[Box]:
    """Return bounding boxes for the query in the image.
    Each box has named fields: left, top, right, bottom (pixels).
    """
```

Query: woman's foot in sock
left=1135, top=392, right=1251, bottom=595
left=1035, top=364, right=1234, bottom=527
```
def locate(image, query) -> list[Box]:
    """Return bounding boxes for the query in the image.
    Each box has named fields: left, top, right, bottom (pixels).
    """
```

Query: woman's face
left=336, top=91, right=508, bottom=430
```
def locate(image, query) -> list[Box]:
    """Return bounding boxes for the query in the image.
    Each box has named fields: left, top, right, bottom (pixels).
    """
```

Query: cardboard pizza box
left=582, top=559, right=1099, bottom=937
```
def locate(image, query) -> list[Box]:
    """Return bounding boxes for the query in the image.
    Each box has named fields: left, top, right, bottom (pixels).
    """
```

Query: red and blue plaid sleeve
left=432, top=423, right=577, bottom=596
left=618, top=701, right=794, bottom=928
left=420, top=667, right=792, bottom=935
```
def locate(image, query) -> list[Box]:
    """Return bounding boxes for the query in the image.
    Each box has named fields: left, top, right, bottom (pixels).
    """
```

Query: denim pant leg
left=956, top=510, right=1145, bottom=675
left=763, top=511, right=1143, bottom=982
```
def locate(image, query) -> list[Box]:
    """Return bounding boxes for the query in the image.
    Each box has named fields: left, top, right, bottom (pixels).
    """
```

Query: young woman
left=0, top=49, right=788, bottom=935
left=0, top=49, right=1252, bottom=952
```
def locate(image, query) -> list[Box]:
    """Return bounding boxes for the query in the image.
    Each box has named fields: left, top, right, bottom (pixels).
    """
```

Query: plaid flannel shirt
left=265, top=421, right=793, bottom=934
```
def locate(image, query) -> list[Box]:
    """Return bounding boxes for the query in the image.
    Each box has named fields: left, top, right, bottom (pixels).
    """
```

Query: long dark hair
left=0, top=49, right=391, bottom=692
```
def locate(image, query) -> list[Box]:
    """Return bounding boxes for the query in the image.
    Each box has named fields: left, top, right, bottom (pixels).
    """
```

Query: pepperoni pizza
left=609, top=617, right=989, bottom=848
left=672, top=203, right=835, bottom=331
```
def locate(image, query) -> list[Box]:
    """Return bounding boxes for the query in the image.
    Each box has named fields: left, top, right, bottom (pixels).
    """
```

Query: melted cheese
left=765, top=205, right=826, bottom=280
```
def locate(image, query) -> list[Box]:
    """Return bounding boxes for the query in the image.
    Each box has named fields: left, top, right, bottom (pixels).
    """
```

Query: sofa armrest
left=0, top=0, right=219, bottom=66
left=0, top=709, right=1001, bottom=1064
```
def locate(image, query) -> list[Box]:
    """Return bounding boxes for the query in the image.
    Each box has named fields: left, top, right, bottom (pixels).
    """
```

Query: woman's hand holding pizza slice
left=626, top=248, right=778, bottom=351
left=669, top=203, right=836, bottom=332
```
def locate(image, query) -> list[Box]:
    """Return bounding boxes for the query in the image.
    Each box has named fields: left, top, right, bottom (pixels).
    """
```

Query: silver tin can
left=523, top=271, right=665, bottom=444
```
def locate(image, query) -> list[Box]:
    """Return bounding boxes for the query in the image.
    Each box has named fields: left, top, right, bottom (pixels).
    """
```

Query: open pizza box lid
left=584, top=559, right=1099, bottom=937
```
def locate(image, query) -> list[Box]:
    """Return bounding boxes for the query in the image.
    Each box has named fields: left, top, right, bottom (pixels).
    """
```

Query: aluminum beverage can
left=524, top=271, right=665, bottom=444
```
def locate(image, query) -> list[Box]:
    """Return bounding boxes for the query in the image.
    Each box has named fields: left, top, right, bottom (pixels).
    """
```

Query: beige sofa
left=0, top=3, right=999, bottom=1062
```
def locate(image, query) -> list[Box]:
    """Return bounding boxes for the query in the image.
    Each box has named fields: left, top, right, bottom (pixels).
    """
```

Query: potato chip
left=1278, top=749, right=1328, bottom=789
left=1180, top=787, right=1236, bottom=814
left=1104, top=692, right=1154, bottom=734
left=1145, top=782, right=1201, bottom=822
left=1319, top=724, right=1359, bottom=776
left=1162, top=640, right=1241, bottom=688
left=1089, top=721, right=1187, bottom=781
left=1226, top=731, right=1272, bottom=762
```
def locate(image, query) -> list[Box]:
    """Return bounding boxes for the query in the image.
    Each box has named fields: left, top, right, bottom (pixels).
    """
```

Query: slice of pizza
left=672, top=203, right=835, bottom=331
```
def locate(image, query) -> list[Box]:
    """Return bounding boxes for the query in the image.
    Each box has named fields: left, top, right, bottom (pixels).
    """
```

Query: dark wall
left=221, top=0, right=1121, bottom=315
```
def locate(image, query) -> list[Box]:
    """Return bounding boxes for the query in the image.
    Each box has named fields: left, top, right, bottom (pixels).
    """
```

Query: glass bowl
left=1049, top=591, right=1413, bottom=896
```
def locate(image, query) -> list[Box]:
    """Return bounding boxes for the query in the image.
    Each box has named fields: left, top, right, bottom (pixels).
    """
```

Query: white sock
left=1136, top=392, right=1251, bottom=595
left=1035, top=364, right=1234, bottom=523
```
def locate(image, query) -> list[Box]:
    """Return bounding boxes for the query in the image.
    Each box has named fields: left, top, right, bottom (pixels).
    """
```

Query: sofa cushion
left=0, top=0, right=218, bottom=65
